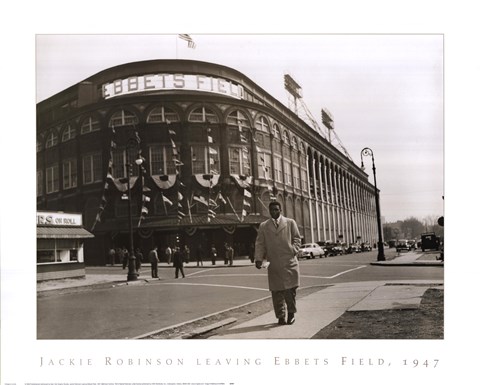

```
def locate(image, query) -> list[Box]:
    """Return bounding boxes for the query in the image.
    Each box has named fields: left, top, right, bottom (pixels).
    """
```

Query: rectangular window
left=82, top=153, right=102, bottom=184
left=150, top=145, right=176, bottom=175
left=284, top=160, right=292, bottom=186
left=112, top=149, right=140, bottom=178
left=37, top=170, right=43, bottom=197
left=112, top=150, right=126, bottom=178
left=46, top=164, right=59, bottom=194
left=257, top=152, right=271, bottom=180
left=192, top=145, right=219, bottom=174
left=293, top=165, right=300, bottom=189
left=229, top=147, right=250, bottom=176
left=63, top=159, right=77, bottom=189
left=301, top=169, right=308, bottom=191
left=274, top=156, right=283, bottom=183
left=80, top=117, right=100, bottom=134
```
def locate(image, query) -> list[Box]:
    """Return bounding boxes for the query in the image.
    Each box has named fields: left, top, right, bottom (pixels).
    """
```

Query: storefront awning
left=37, top=226, right=95, bottom=239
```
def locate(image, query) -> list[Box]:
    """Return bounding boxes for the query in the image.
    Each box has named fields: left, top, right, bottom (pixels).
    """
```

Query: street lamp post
left=125, top=137, right=144, bottom=281
left=361, top=147, right=385, bottom=261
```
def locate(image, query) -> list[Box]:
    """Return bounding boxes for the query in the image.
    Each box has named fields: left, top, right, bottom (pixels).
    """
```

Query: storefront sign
left=102, top=73, right=245, bottom=100
left=37, top=212, right=82, bottom=226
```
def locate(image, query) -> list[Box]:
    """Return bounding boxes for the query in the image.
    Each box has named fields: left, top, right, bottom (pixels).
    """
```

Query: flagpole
left=226, top=196, right=242, bottom=222
left=257, top=197, right=268, bottom=211
left=161, top=193, right=168, bottom=216
left=187, top=199, right=193, bottom=223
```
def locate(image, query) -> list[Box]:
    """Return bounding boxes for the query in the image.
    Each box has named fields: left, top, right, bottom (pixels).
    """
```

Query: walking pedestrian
left=149, top=246, right=159, bottom=278
left=108, top=247, right=115, bottom=266
left=121, top=247, right=129, bottom=269
left=210, top=244, right=217, bottom=265
left=223, top=243, right=229, bottom=265
left=135, top=248, right=143, bottom=273
left=254, top=201, right=301, bottom=325
left=165, top=245, right=172, bottom=264
left=196, top=244, right=204, bottom=267
left=226, top=243, right=234, bottom=266
left=173, top=246, right=185, bottom=278
left=183, top=245, right=190, bottom=263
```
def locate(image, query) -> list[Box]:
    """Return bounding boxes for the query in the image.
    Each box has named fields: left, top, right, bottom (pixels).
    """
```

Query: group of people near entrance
left=147, top=245, right=189, bottom=279
left=108, top=201, right=300, bottom=326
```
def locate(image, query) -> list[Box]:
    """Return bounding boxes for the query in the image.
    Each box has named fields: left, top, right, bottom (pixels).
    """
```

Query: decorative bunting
left=218, top=192, right=227, bottom=204
left=193, top=194, right=209, bottom=206
left=162, top=194, right=173, bottom=206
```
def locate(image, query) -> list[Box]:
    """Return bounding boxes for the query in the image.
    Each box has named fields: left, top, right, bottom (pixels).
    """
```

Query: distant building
left=36, top=59, right=379, bottom=265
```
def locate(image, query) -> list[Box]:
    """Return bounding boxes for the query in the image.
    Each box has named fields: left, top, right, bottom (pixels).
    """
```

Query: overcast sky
left=36, top=34, right=444, bottom=223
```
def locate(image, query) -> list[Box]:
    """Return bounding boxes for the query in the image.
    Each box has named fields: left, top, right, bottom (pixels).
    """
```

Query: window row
left=38, top=107, right=307, bottom=155
left=37, top=147, right=310, bottom=197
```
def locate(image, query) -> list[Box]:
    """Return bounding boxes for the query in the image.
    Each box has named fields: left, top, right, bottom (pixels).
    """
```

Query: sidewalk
left=205, top=251, right=444, bottom=339
left=371, top=250, right=444, bottom=266
left=210, top=279, right=443, bottom=339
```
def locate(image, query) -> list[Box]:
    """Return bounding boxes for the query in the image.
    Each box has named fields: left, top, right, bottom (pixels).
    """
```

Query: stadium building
left=36, top=59, right=380, bottom=265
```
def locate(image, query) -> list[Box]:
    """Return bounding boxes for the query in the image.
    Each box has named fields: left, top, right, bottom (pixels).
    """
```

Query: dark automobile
left=317, top=241, right=343, bottom=257
left=387, top=240, right=397, bottom=248
left=347, top=243, right=361, bottom=253
left=421, top=232, right=440, bottom=252
left=360, top=242, right=372, bottom=252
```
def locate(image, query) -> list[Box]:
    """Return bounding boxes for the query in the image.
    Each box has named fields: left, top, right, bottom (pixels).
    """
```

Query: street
left=37, top=248, right=443, bottom=339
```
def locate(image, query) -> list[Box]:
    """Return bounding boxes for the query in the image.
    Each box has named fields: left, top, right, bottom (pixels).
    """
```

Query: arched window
left=45, top=130, right=58, bottom=148
left=299, top=142, right=305, bottom=154
left=272, top=124, right=280, bottom=139
left=226, top=110, right=251, bottom=144
left=61, top=124, right=76, bottom=142
left=255, top=116, right=270, bottom=133
left=188, top=106, right=219, bottom=123
left=291, top=136, right=298, bottom=151
left=282, top=130, right=290, bottom=145
left=108, top=109, right=139, bottom=127
left=227, top=110, right=251, bottom=130
left=80, top=116, right=101, bottom=134
left=147, top=106, right=180, bottom=123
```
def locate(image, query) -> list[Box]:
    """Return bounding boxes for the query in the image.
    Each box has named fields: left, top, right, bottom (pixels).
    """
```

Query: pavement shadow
left=213, top=322, right=280, bottom=337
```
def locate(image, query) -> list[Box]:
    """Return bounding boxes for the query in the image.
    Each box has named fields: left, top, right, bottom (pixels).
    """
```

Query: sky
left=35, top=34, right=444, bottom=223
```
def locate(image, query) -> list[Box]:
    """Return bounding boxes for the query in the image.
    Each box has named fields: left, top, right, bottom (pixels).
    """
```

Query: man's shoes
left=287, top=313, right=295, bottom=325
left=278, top=318, right=287, bottom=325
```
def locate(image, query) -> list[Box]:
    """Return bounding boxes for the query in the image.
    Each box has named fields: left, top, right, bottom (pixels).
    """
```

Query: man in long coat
left=255, top=201, right=301, bottom=325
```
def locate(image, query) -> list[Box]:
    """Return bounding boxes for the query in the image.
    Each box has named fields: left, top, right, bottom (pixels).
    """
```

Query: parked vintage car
left=396, top=239, right=410, bottom=252
left=407, top=240, right=417, bottom=250
left=421, top=232, right=440, bottom=252
left=299, top=243, right=325, bottom=259
left=361, top=242, right=372, bottom=252
left=316, top=241, right=341, bottom=256
left=347, top=243, right=361, bottom=253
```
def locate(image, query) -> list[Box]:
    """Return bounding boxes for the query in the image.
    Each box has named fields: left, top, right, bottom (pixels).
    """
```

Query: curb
left=176, top=317, right=238, bottom=339
left=370, top=261, right=444, bottom=267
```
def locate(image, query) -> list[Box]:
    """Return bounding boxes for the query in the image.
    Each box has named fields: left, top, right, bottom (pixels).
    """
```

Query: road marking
left=185, top=273, right=267, bottom=279
left=302, top=265, right=367, bottom=279
left=185, top=266, right=367, bottom=280
left=158, top=282, right=270, bottom=291
left=182, top=265, right=366, bottom=281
